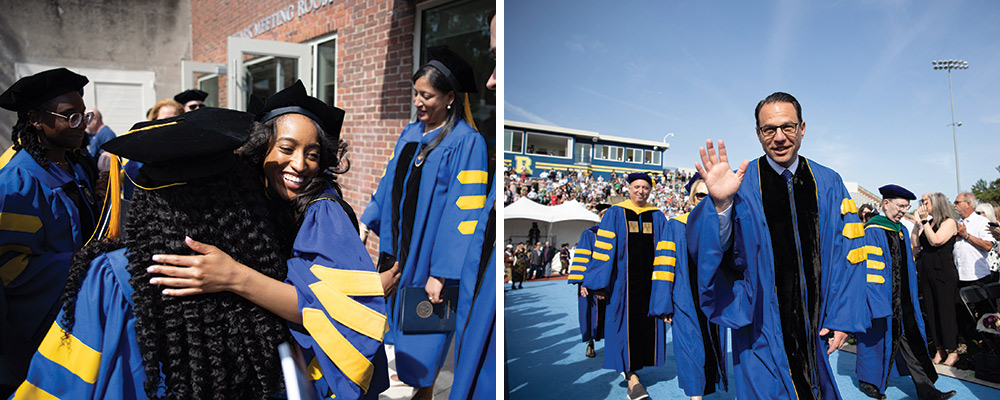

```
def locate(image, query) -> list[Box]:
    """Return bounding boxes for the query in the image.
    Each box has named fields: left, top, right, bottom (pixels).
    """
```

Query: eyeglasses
left=186, top=103, right=204, bottom=111
left=757, top=122, right=801, bottom=139
left=694, top=192, right=708, bottom=200
left=46, top=110, right=94, bottom=129
left=954, top=199, right=968, bottom=205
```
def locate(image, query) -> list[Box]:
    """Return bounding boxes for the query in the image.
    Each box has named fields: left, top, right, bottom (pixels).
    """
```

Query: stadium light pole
left=932, top=59, right=968, bottom=194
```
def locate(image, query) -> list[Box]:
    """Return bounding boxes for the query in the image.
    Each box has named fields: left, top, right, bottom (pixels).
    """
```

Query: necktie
left=782, top=169, right=793, bottom=184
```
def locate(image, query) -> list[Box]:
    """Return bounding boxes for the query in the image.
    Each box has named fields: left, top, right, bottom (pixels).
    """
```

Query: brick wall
left=191, top=0, right=427, bottom=258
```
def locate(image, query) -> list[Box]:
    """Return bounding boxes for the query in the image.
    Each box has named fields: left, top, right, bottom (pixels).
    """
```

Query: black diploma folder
left=399, top=285, right=459, bottom=333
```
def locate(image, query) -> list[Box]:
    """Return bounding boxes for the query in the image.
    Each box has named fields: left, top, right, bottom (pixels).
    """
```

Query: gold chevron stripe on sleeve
left=841, top=198, right=858, bottom=215
left=867, top=274, right=885, bottom=284
left=455, top=195, right=486, bottom=210
left=1, top=253, right=30, bottom=286
left=303, top=308, right=375, bottom=393
left=574, top=249, right=591, bottom=255
left=568, top=274, right=584, bottom=281
left=593, top=241, right=612, bottom=250
left=865, top=245, right=883, bottom=256
left=842, top=222, right=864, bottom=239
left=0, top=212, right=42, bottom=233
left=652, top=271, right=675, bottom=282
left=847, top=247, right=867, bottom=264
left=457, top=170, right=488, bottom=184
left=656, top=241, right=676, bottom=251
left=310, top=265, right=384, bottom=297
left=572, top=257, right=589, bottom=264
left=591, top=252, right=610, bottom=262
left=597, top=229, right=615, bottom=239
left=570, top=265, right=586, bottom=272
left=458, top=220, right=478, bottom=234
left=11, top=381, right=59, bottom=400
left=867, top=260, right=885, bottom=270
left=309, top=281, right=387, bottom=341
left=37, top=322, right=101, bottom=384
left=653, top=256, right=676, bottom=266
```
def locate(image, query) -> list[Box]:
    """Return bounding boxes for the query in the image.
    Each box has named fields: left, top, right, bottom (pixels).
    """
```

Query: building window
left=418, top=0, right=495, bottom=141
left=625, top=148, right=643, bottom=164
left=574, top=142, right=592, bottom=164
left=645, top=150, right=661, bottom=166
left=595, top=144, right=623, bottom=161
left=524, top=132, right=570, bottom=158
left=245, top=56, right=298, bottom=99
left=197, top=74, right=219, bottom=107
left=504, top=129, right=524, bottom=153
left=315, top=38, right=337, bottom=106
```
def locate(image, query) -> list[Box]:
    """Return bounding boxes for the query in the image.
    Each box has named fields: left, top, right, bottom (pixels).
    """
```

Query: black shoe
left=858, top=381, right=886, bottom=400
left=585, top=341, right=596, bottom=358
left=625, top=381, right=649, bottom=400
left=939, top=390, right=957, bottom=399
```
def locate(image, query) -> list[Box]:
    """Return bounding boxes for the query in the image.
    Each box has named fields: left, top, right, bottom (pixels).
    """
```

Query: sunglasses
left=694, top=192, right=708, bottom=200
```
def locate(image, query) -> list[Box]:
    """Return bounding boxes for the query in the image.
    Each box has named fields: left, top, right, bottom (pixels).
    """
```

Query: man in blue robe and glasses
left=690, top=92, right=870, bottom=399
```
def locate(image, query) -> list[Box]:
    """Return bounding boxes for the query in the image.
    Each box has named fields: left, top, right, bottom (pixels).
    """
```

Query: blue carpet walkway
left=505, top=279, right=999, bottom=399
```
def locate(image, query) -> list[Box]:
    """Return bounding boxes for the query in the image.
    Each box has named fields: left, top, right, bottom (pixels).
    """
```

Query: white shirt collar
left=765, top=156, right=798, bottom=177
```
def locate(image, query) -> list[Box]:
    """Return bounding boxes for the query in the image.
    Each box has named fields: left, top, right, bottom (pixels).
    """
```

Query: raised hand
left=694, top=139, right=749, bottom=213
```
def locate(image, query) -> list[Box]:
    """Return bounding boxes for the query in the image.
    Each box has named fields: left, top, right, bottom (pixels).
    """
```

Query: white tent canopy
left=503, top=199, right=600, bottom=247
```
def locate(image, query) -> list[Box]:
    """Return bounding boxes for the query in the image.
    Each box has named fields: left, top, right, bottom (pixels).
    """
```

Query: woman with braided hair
left=11, top=108, right=290, bottom=399
left=0, top=68, right=100, bottom=397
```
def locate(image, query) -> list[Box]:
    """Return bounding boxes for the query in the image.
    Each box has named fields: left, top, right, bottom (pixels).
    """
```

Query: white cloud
left=505, top=101, right=556, bottom=126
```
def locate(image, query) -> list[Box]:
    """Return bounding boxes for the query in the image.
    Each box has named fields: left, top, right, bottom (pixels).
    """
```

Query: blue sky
left=505, top=0, right=1000, bottom=204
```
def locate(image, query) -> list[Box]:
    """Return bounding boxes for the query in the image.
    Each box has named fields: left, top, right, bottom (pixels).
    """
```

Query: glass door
left=181, top=61, right=226, bottom=108
left=226, top=37, right=313, bottom=111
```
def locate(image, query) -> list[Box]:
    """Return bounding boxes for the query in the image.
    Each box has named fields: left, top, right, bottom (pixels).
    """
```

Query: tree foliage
left=971, top=165, right=1000, bottom=205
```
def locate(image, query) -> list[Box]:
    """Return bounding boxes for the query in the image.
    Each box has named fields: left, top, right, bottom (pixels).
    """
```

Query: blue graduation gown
left=450, top=187, right=495, bottom=400
left=855, top=222, right=932, bottom=395
left=582, top=200, right=670, bottom=373
left=569, top=226, right=604, bottom=343
left=12, top=248, right=152, bottom=399
left=359, top=120, right=488, bottom=386
left=688, top=157, right=869, bottom=399
left=650, top=213, right=727, bottom=396
left=286, top=187, right=390, bottom=399
left=1, top=149, right=97, bottom=388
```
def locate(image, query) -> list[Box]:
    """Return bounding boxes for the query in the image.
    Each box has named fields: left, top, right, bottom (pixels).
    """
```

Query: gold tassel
left=462, top=93, right=478, bottom=132
left=105, top=156, right=123, bottom=240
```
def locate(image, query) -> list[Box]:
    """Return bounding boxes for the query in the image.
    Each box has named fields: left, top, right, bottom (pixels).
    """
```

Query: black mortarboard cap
left=684, top=172, right=703, bottom=194
left=0, top=68, right=88, bottom=113
left=174, top=89, right=209, bottom=104
left=878, top=184, right=915, bottom=201
left=595, top=203, right=612, bottom=212
left=426, top=45, right=478, bottom=93
left=626, top=172, right=654, bottom=187
left=247, top=80, right=345, bottom=143
left=101, top=107, right=254, bottom=186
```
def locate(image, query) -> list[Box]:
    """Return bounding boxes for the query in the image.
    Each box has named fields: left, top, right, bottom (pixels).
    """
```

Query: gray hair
left=960, top=192, right=979, bottom=209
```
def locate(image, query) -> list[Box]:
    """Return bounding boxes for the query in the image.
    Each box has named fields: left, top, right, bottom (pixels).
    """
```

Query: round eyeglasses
left=47, top=110, right=95, bottom=129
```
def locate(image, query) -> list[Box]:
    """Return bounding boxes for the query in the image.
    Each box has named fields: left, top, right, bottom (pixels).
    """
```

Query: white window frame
left=625, top=148, right=644, bottom=164
left=645, top=150, right=661, bottom=166
left=227, top=36, right=313, bottom=110
left=524, top=131, right=572, bottom=159
left=504, top=129, right=524, bottom=153
left=307, top=33, right=338, bottom=104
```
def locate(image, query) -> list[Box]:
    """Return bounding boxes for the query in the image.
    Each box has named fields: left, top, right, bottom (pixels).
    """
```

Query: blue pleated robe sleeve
left=566, top=227, right=596, bottom=284
left=581, top=209, right=620, bottom=292
left=855, top=225, right=929, bottom=394
left=285, top=192, right=390, bottom=400
left=450, top=187, right=496, bottom=400
left=1, top=150, right=90, bottom=386
left=12, top=248, right=149, bottom=399
left=649, top=215, right=680, bottom=318
left=427, top=127, right=489, bottom=281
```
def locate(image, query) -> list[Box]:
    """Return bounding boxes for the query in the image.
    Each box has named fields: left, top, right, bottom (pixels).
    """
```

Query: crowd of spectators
left=503, top=166, right=697, bottom=217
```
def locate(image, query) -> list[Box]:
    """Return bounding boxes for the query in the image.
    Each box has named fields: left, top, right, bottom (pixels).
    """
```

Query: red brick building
left=187, top=0, right=495, bottom=256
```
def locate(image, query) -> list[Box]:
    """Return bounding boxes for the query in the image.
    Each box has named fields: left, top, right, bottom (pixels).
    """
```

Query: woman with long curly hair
left=11, top=108, right=290, bottom=399
left=145, top=81, right=389, bottom=399
left=0, top=68, right=100, bottom=396
left=357, top=45, right=488, bottom=398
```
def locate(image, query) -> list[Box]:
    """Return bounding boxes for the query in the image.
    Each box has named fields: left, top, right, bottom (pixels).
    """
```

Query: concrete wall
left=0, top=0, right=191, bottom=148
